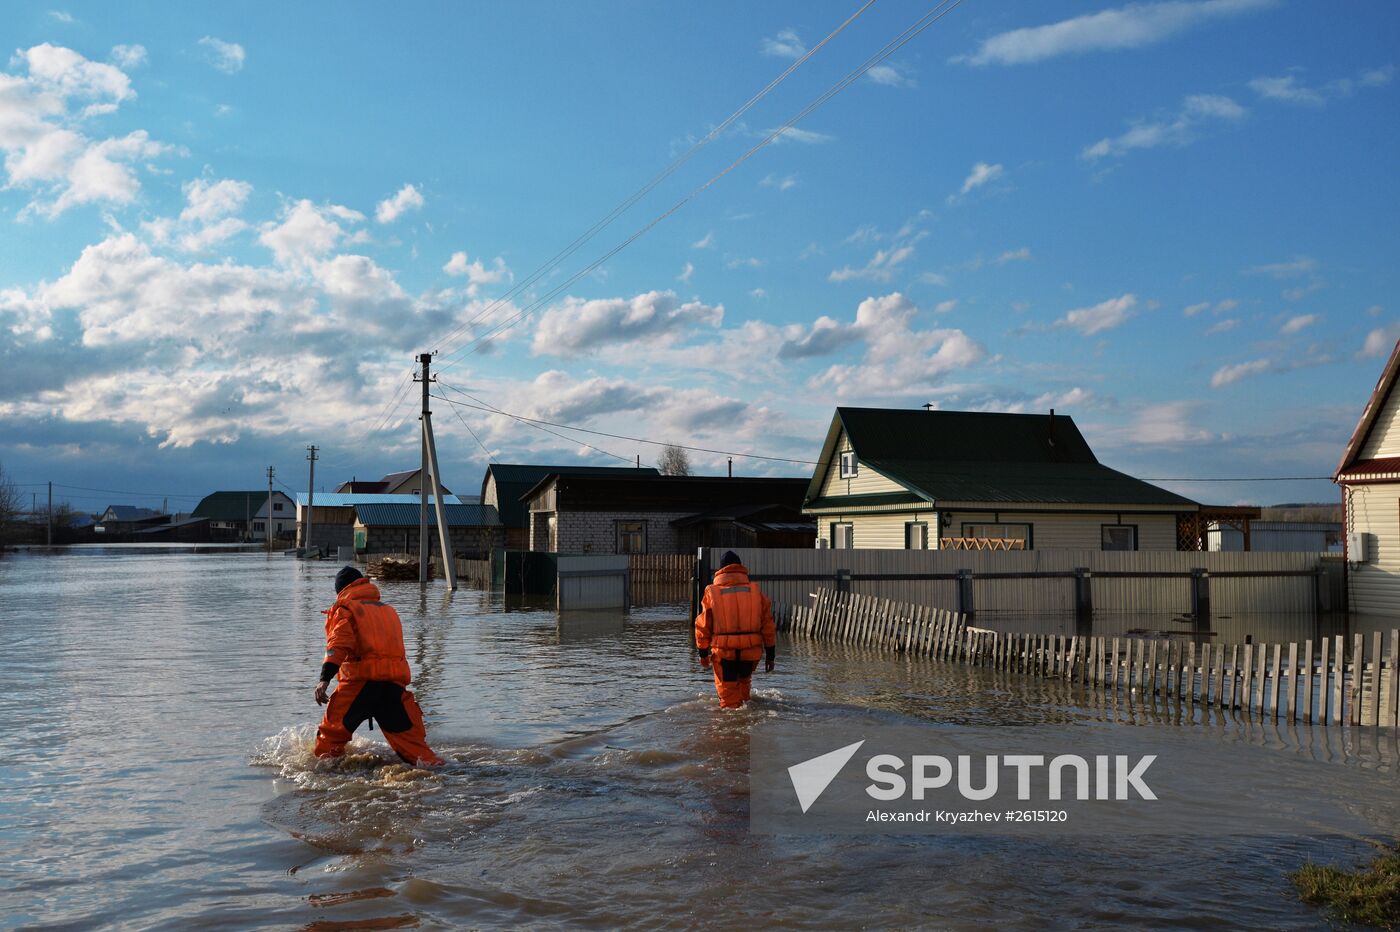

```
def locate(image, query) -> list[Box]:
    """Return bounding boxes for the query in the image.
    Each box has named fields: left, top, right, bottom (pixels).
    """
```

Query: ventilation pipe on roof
left=1048, top=409, right=1056, bottom=447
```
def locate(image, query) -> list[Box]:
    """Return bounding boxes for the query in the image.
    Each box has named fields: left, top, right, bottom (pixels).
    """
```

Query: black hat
left=719, top=550, right=742, bottom=568
left=334, top=566, right=364, bottom=593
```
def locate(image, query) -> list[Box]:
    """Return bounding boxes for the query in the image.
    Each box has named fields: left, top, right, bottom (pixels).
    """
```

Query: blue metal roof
left=353, top=502, right=501, bottom=527
left=296, top=492, right=479, bottom=507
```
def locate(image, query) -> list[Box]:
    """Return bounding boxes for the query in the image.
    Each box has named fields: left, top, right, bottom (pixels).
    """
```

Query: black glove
left=764, top=645, right=776, bottom=673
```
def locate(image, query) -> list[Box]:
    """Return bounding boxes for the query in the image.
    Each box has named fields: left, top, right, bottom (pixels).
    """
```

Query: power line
left=15, top=482, right=203, bottom=499
left=1145, top=476, right=1333, bottom=482
left=425, top=0, right=877, bottom=359
left=431, top=390, right=821, bottom=466
left=434, top=0, right=965, bottom=369
left=436, top=380, right=634, bottom=464
left=434, top=379, right=500, bottom=463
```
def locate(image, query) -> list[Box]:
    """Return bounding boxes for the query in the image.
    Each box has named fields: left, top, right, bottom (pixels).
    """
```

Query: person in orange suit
left=313, top=566, right=444, bottom=766
left=694, top=551, right=776, bottom=709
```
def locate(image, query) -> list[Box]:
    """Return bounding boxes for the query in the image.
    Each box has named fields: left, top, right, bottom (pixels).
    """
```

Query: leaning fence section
left=783, top=588, right=1400, bottom=730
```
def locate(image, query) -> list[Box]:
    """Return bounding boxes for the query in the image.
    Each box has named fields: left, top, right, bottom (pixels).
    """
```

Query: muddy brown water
left=2, top=548, right=1397, bottom=930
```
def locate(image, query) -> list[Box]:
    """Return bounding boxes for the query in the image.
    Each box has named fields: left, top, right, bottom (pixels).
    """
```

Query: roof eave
left=1336, top=338, right=1400, bottom=478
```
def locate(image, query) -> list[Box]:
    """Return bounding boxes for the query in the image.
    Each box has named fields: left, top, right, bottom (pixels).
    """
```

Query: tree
left=657, top=444, right=691, bottom=476
left=0, top=461, right=18, bottom=546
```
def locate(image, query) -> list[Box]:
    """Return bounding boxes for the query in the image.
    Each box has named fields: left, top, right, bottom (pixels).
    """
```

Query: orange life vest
left=323, top=578, right=412, bottom=686
left=694, top=563, right=775, bottom=662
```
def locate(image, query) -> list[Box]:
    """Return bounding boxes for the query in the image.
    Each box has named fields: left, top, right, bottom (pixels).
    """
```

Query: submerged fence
left=783, top=588, right=1400, bottom=730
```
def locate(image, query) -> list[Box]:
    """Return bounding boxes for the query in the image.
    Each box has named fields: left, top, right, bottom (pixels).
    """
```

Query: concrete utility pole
left=265, top=466, right=275, bottom=554
left=305, top=445, right=318, bottom=556
left=413, top=352, right=458, bottom=589
left=46, top=481, right=52, bottom=546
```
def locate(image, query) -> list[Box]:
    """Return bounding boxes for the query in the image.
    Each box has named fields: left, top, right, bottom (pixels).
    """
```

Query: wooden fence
left=782, top=588, right=1400, bottom=730
left=630, top=553, right=692, bottom=605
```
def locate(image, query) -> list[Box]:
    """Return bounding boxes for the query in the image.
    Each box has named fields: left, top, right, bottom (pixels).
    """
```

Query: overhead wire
left=436, top=380, right=635, bottom=465
left=434, top=0, right=966, bottom=371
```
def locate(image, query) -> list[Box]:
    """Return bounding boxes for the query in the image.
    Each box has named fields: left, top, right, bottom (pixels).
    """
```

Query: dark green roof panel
left=837, top=407, right=1098, bottom=465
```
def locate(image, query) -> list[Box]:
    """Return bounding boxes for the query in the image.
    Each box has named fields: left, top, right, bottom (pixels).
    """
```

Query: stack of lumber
left=368, top=555, right=434, bottom=580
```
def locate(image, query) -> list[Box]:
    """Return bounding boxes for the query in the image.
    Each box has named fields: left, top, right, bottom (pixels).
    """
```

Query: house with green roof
left=192, top=490, right=295, bottom=542
left=804, top=407, right=1198, bottom=551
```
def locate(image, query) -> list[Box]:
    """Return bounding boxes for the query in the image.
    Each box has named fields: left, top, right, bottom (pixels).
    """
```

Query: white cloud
left=1127, top=400, right=1218, bottom=444
left=691, top=231, right=714, bottom=249
left=1205, top=318, right=1239, bottom=335
left=443, top=251, right=511, bottom=295
left=1279, top=313, right=1316, bottom=335
left=198, top=37, right=245, bottom=74
left=531, top=290, right=723, bottom=357
left=49, top=10, right=75, bottom=23
left=760, top=172, right=798, bottom=191
left=1054, top=294, right=1136, bottom=335
left=46, top=130, right=171, bottom=216
left=677, top=262, right=694, bottom=283
left=726, top=256, right=765, bottom=270
left=866, top=63, right=915, bottom=88
left=749, top=288, right=767, bottom=299
left=994, top=247, right=1031, bottom=265
left=1360, top=65, right=1396, bottom=87
left=375, top=183, right=424, bottom=224
left=956, top=161, right=1004, bottom=197
left=1210, top=358, right=1271, bottom=387
left=1360, top=324, right=1400, bottom=359
left=259, top=199, right=364, bottom=267
left=829, top=245, right=915, bottom=283
left=958, top=0, right=1274, bottom=66
left=180, top=177, right=252, bottom=225
left=761, top=28, right=805, bottom=59
left=1249, top=74, right=1324, bottom=106
left=22, top=42, right=133, bottom=101
left=1082, top=93, right=1245, bottom=160
left=1184, top=301, right=1211, bottom=317
left=110, top=45, right=147, bottom=70
left=935, top=299, right=958, bottom=314
left=767, top=126, right=834, bottom=145
left=1247, top=255, right=1316, bottom=277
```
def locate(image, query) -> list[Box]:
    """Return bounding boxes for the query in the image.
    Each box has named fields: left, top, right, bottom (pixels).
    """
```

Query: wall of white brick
left=534, top=510, right=693, bottom=554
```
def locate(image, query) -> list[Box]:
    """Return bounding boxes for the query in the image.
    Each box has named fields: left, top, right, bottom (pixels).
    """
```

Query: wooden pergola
left=1177, top=506, right=1262, bottom=551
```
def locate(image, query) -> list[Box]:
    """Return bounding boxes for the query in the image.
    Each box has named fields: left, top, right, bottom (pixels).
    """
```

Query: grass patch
left=1291, top=847, right=1400, bottom=929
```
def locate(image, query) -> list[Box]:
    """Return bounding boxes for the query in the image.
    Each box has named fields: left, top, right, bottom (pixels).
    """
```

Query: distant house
left=294, top=492, right=479, bottom=553
left=521, top=474, right=813, bottom=554
left=803, top=407, right=1199, bottom=551
left=94, top=505, right=167, bottom=535
left=1335, top=338, right=1400, bottom=616
left=334, top=469, right=451, bottom=496
left=191, top=490, right=296, bottom=542
left=352, top=502, right=502, bottom=558
left=480, top=464, right=661, bottom=550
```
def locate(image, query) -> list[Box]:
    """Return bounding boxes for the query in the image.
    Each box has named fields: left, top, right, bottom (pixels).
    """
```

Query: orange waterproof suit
left=694, top=563, right=776, bottom=708
left=314, top=577, right=443, bottom=766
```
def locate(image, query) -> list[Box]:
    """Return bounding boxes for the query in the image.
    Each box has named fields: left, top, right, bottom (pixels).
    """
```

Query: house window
left=905, top=521, right=928, bottom=550
left=963, top=523, right=1031, bottom=548
left=253, top=521, right=265, bottom=532
left=273, top=502, right=284, bottom=512
left=1102, top=525, right=1137, bottom=551
left=839, top=451, right=858, bottom=479
left=616, top=520, right=646, bottom=554
left=832, top=522, right=854, bottom=549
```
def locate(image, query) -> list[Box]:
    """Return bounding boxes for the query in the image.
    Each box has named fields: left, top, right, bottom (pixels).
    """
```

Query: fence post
left=1191, top=568, right=1210, bottom=629
left=1073, top=567, right=1093, bottom=629
left=957, top=569, right=975, bottom=622
left=1314, top=566, right=1329, bottom=614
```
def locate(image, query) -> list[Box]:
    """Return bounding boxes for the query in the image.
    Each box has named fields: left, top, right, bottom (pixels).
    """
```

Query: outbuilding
left=352, top=502, right=502, bottom=559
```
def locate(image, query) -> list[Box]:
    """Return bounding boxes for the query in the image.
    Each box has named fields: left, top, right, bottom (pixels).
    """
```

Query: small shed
left=352, top=502, right=502, bottom=559
left=296, top=492, right=479, bottom=553
left=1207, top=521, right=1343, bottom=553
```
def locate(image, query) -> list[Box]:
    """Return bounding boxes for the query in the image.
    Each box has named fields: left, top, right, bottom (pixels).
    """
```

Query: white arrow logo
left=787, top=740, right=865, bottom=813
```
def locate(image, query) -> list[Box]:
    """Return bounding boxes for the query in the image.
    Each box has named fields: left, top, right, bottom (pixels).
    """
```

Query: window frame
left=831, top=522, right=854, bottom=549
left=839, top=451, right=859, bottom=480
left=615, top=519, right=647, bottom=555
left=904, top=521, right=929, bottom=550
left=962, top=522, right=1033, bottom=550
left=1100, top=524, right=1138, bottom=552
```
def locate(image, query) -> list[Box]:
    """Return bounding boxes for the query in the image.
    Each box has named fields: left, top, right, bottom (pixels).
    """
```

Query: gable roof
left=295, top=492, right=479, bottom=507
left=352, top=502, right=502, bottom=527
left=101, top=505, right=160, bottom=521
left=808, top=407, right=1196, bottom=510
left=1336, top=338, right=1400, bottom=479
left=191, top=490, right=292, bottom=522
left=481, top=463, right=661, bottom=527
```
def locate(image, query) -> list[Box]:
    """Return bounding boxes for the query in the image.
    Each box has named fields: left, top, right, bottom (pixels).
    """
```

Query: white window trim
left=839, top=451, right=858, bottom=479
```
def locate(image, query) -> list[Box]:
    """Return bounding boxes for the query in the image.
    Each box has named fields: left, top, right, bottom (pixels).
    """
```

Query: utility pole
left=266, top=466, right=275, bottom=554
left=414, top=353, right=458, bottom=589
left=305, top=445, right=318, bottom=556
left=47, top=481, right=52, bottom=546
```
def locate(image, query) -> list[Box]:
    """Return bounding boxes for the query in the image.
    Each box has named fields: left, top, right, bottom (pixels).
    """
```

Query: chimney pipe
left=1048, top=409, right=1056, bottom=447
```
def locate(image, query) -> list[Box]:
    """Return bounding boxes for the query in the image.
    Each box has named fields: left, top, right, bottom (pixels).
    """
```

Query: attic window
left=839, top=452, right=858, bottom=479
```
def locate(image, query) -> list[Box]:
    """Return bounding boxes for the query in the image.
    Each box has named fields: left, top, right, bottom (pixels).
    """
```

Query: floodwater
left=2, top=548, right=1397, bottom=930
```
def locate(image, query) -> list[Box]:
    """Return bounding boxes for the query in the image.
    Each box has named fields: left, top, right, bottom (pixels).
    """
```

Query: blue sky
left=1, top=0, right=1396, bottom=514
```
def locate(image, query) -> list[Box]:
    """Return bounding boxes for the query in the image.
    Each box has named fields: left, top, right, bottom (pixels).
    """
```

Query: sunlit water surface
left=2, top=549, right=1396, bottom=930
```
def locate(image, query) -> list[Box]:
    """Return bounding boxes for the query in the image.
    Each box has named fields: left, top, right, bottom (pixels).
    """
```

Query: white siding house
left=1335, top=339, right=1400, bottom=617
left=804, top=408, right=1197, bottom=552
